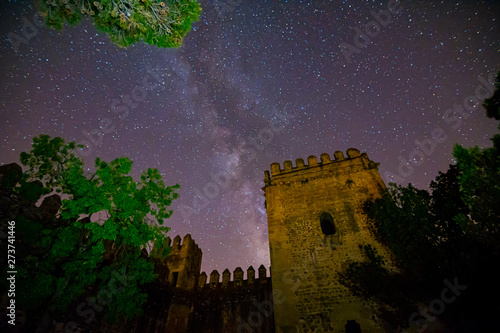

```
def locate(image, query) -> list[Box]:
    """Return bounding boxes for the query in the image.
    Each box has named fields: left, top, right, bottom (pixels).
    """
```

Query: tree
left=339, top=72, right=500, bottom=331
left=483, top=71, right=500, bottom=120
left=453, top=70, right=500, bottom=241
left=35, top=0, right=202, bottom=48
left=11, top=134, right=179, bottom=331
left=453, top=142, right=500, bottom=237
left=362, top=183, right=441, bottom=275
left=348, top=167, right=499, bottom=331
left=429, top=164, right=468, bottom=239
left=338, top=244, right=389, bottom=299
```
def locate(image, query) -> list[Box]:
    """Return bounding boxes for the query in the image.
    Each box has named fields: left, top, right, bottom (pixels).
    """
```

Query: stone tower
left=263, top=148, right=392, bottom=333
left=150, top=234, right=203, bottom=332
left=164, top=234, right=203, bottom=290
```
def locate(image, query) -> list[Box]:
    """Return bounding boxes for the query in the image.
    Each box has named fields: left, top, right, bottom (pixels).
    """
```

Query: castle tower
left=152, top=234, right=203, bottom=290
left=263, top=149, right=392, bottom=332
left=151, top=234, right=203, bottom=333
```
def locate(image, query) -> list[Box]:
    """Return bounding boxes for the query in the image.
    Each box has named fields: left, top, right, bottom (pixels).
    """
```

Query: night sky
left=1, top=0, right=499, bottom=275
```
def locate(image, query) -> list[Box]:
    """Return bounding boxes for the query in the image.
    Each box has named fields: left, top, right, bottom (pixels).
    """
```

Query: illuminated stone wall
left=263, top=149, right=394, bottom=332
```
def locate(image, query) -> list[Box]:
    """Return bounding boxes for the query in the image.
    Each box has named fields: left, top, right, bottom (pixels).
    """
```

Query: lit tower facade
left=263, top=148, right=393, bottom=332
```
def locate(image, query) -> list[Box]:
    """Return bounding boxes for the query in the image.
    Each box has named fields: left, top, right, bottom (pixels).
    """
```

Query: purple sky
left=1, top=0, right=499, bottom=275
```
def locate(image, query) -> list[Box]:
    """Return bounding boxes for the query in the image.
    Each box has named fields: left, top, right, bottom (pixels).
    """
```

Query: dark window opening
left=172, top=272, right=179, bottom=287
left=345, top=319, right=362, bottom=333
left=320, top=212, right=336, bottom=235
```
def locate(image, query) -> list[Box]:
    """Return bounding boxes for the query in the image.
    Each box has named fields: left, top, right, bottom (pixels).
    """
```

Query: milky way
left=1, top=0, right=499, bottom=274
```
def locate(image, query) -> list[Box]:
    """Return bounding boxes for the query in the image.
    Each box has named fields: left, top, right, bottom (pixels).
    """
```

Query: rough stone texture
left=263, top=149, right=395, bottom=333
left=163, top=234, right=202, bottom=291
left=94, top=262, right=273, bottom=333
left=3, top=148, right=400, bottom=333
left=191, top=271, right=274, bottom=333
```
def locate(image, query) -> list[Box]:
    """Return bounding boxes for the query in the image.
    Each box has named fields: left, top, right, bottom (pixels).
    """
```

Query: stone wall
left=0, top=163, right=274, bottom=333
left=263, top=149, right=395, bottom=333
left=98, top=265, right=274, bottom=333
left=152, top=234, right=203, bottom=291
left=2, top=145, right=398, bottom=333
left=191, top=266, right=274, bottom=333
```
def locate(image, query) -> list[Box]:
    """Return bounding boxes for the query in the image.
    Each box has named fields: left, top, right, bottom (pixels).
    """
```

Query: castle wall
left=96, top=265, right=274, bottom=333
left=264, top=149, right=394, bottom=332
left=88, top=244, right=274, bottom=333
left=1, top=148, right=397, bottom=333
left=191, top=265, right=274, bottom=333
left=160, top=234, right=203, bottom=291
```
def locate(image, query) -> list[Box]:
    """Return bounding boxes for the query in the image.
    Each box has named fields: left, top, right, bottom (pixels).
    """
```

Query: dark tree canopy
left=339, top=74, right=500, bottom=331
left=483, top=71, right=500, bottom=120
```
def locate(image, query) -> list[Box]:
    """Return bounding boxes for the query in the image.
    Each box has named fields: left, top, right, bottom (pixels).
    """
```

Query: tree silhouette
left=339, top=74, right=500, bottom=331
left=483, top=71, right=500, bottom=120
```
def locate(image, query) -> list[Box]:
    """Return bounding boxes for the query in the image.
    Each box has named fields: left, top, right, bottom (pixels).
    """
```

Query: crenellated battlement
left=149, top=235, right=270, bottom=292
left=198, top=264, right=270, bottom=290
left=151, top=234, right=202, bottom=260
left=264, top=147, right=392, bottom=332
left=169, top=234, right=202, bottom=257
left=264, top=148, right=381, bottom=185
left=150, top=234, right=203, bottom=290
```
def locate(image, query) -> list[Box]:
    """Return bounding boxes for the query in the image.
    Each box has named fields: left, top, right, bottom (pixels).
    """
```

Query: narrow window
left=320, top=212, right=336, bottom=235
left=172, top=272, right=179, bottom=287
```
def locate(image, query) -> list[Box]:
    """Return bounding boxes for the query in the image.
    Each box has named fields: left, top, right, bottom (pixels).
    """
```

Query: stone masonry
left=263, top=148, right=395, bottom=332
left=1, top=147, right=396, bottom=332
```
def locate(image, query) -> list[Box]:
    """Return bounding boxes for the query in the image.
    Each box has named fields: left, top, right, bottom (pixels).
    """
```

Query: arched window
left=320, top=212, right=336, bottom=235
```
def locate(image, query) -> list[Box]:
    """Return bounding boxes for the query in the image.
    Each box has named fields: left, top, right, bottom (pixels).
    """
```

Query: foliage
left=362, top=183, right=442, bottom=273
left=14, top=134, right=179, bottom=329
left=453, top=69, right=500, bottom=244
left=338, top=245, right=389, bottom=299
left=338, top=245, right=414, bottom=328
left=453, top=139, right=500, bottom=237
left=339, top=75, right=500, bottom=331
left=429, top=164, right=469, bottom=238
left=35, top=0, right=202, bottom=48
left=349, top=163, right=499, bottom=330
left=20, top=135, right=81, bottom=191
left=483, top=71, right=500, bottom=120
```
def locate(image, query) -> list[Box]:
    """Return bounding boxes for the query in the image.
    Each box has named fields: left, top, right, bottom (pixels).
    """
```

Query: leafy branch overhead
left=36, top=0, right=202, bottom=48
